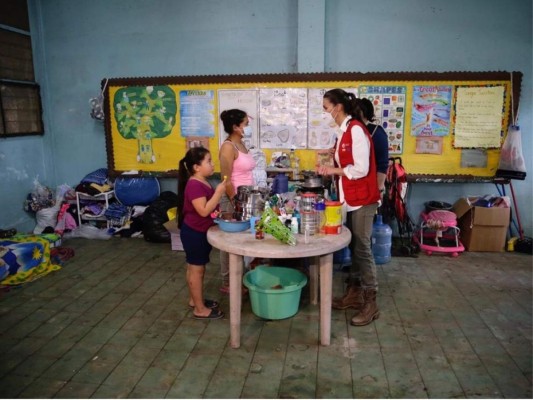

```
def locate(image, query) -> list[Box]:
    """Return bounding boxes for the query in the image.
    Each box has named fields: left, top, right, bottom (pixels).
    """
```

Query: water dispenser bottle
left=372, top=214, right=392, bottom=264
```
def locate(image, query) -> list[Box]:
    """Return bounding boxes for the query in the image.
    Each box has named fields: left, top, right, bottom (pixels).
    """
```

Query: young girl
left=177, top=147, right=227, bottom=319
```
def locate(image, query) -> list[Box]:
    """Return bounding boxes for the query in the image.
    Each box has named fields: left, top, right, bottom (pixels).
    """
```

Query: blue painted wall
left=1, top=0, right=531, bottom=237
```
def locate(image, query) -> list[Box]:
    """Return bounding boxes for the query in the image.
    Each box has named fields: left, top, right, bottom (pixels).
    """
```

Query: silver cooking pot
left=302, top=175, right=323, bottom=188
left=235, top=185, right=270, bottom=220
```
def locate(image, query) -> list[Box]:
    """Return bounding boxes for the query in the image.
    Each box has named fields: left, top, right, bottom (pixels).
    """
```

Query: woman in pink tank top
left=218, top=109, right=256, bottom=294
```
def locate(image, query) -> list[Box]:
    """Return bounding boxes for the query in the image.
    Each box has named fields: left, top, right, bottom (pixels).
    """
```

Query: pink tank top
left=226, top=141, right=256, bottom=194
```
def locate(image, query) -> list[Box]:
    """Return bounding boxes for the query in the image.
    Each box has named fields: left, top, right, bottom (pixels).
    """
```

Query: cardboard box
left=453, top=197, right=510, bottom=252
left=163, top=219, right=184, bottom=251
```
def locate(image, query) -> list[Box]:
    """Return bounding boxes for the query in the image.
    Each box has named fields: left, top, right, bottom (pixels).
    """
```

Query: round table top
left=207, top=225, right=351, bottom=259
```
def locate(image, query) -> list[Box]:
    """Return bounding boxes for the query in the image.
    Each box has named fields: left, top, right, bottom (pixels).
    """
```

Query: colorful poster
left=217, top=89, right=259, bottom=149
left=411, top=85, right=452, bottom=137
left=179, top=90, right=215, bottom=137
left=359, top=85, right=406, bottom=154
left=113, top=85, right=177, bottom=165
left=307, top=87, right=358, bottom=149
left=259, top=88, right=307, bottom=149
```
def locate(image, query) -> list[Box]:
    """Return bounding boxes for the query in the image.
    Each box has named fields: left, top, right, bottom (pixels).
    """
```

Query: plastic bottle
left=372, top=214, right=392, bottom=264
left=314, top=202, right=326, bottom=234
left=289, top=148, right=296, bottom=168
left=290, top=216, right=299, bottom=234
left=289, top=147, right=300, bottom=179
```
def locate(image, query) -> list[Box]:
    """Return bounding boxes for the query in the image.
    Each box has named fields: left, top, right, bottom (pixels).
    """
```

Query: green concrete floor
left=0, top=237, right=531, bottom=398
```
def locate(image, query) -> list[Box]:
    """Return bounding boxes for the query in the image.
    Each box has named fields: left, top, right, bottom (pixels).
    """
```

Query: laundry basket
left=243, top=266, right=307, bottom=320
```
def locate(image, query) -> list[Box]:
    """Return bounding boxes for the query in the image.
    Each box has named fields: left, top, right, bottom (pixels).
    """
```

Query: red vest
left=337, top=119, right=380, bottom=207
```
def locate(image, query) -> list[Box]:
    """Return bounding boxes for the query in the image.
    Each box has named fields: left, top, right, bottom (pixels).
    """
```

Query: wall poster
left=113, top=85, right=177, bottom=166
left=179, top=89, right=215, bottom=137
left=453, top=85, right=505, bottom=148
left=358, top=85, right=406, bottom=154
left=217, top=89, right=259, bottom=149
left=259, top=88, right=307, bottom=149
left=411, top=85, right=452, bottom=137
left=307, top=87, right=358, bottom=149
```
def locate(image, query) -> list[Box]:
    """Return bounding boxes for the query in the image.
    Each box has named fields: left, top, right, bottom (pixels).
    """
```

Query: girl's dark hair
left=323, top=89, right=363, bottom=123
left=176, top=146, right=210, bottom=228
left=358, top=98, right=376, bottom=122
left=220, top=109, right=247, bottom=134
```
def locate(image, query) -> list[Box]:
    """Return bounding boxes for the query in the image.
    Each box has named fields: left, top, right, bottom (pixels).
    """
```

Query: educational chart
left=259, top=88, right=307, bottom=149
left=307, top=87, right=358, bottom=149
left=454, top=85, right=505, bottom=148
left=359, top=85, right=406, bottom=154
left=217, top=89, right=259, bottom=149
left=411, top=85, right=452, bottom=137
left=179, top=90, right=215, bottom=137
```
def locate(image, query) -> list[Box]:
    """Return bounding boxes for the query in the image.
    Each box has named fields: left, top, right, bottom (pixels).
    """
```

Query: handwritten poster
left=259, top=88, right=307, bottom=149
left=454, top=86, right=505, bottom=148
left=307, top=87, right=358, bottom=149
left=411, top=85, right=452, bottom=137
left=217, top=89, right=259, bottom=149
left=179, top=90, right=215, bottom=137
left=359, top=85, right=406, bottom=154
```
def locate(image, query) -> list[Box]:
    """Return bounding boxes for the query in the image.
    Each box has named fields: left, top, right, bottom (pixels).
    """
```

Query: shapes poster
left=359, top=85, right=406, bottom=154
left=307, top=87, right=358, bottom=149
left=411, top=85, right=452, bottom=137
left=259, top=88, right=307, bottom=149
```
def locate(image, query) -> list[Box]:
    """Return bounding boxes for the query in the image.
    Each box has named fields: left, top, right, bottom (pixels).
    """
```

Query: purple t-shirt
left=183, top=179, right=217, bottom=233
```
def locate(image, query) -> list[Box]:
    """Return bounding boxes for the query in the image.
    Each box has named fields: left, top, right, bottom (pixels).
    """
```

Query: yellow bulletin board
left=103, top=71, right=522, bottom=180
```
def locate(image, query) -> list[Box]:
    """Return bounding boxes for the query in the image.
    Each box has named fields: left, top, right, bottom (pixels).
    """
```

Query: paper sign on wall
left=453, top=86, right=505, bottom=148
left=259, top=88, right=308, bottom=149
left=179, top=90, right=215, bottom=137
left=217, top=89, right=259, bottom=149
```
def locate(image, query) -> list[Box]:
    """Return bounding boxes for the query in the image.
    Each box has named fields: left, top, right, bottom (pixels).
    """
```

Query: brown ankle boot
left=350, top=288, right=379, bottom=326
left=332, top=284, right=364, bottom=310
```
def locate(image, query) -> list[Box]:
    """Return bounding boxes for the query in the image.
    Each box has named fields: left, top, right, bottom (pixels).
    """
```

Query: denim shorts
left=180, top=222, right=212, bottom=266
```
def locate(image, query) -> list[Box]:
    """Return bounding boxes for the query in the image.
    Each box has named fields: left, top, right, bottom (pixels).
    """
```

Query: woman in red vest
left=317, top=89, right=381, bottom=326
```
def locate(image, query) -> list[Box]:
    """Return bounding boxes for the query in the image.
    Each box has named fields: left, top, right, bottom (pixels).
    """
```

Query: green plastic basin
left=243, top=266, right=308, bottom=320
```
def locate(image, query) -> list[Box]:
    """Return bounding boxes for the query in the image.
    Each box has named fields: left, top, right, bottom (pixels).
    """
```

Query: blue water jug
left=272, top=173, right=288, bottom=194
left=372, top=215, right=392, bottom=264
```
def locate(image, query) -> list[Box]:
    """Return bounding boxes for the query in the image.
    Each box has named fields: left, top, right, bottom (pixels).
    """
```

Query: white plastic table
left=207, top=226, right=351, bottom=348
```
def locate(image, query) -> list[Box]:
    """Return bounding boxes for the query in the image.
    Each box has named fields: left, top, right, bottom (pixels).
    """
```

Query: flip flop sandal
left=193, top=308, right=224, bottom=320
left=188, top=299, right=219, bottom=309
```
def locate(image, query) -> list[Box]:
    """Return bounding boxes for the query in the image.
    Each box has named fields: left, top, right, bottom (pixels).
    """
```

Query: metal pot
left=235, top=185, right=270, bottom=219
left=302, top=176, right=323, bottom=188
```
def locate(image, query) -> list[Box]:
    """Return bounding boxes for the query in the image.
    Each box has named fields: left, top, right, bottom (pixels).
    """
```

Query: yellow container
left=325, top=201, right=342, bottom=226
left=507, top=237, right=518, bottom=252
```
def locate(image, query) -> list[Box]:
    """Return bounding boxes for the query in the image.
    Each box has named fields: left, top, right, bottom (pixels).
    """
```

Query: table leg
left=319, top=253, right=333, bottom=346
left=229, top=252, right=243, bottom=349
left=309, top=256, right=319, bottom=305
